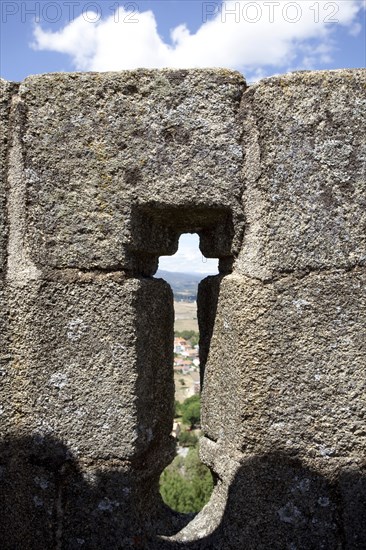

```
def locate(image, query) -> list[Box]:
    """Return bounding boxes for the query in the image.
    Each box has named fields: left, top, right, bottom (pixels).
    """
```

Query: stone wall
left=0, top=68, right=365, bottom=549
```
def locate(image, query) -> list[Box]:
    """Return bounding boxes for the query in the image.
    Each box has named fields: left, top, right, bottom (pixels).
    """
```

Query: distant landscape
left=156, top=270, right=205, bottom=302
left=173, top=301, right=197, bottom=332
left=155, top=269, right=214, bottom=513
left=156, top=270, right=205, bottom=332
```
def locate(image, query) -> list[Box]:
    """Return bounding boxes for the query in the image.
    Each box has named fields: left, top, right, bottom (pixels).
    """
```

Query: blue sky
left=1, top=1, right=365, bottom=273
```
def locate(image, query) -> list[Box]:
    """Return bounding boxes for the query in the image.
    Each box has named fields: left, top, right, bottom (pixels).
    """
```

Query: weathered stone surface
left=202, top=270, right=366, bottom=457
left=0, top=281, right=10, bottom=436
left=1, top=68, right=366, bottom=548
left=0, top=437, right=61, bottom=549
left=17, top=70, right=245, bottom=271
left=197, top=275, right=223, bottom=388
left=1, top=274, right=177, bottom=547
left=5, top=275, right=174, bottom=462
left=339, top=467, right=366, bottom=549
left=181, top=440, right=365, bottom=550
left=0, top=79, right=17, bottom=273
left=197, top=268, right=366, bottom=547
left=238, top=69, right=366, bottom=280
left=0, top=434, right=182, bottom=549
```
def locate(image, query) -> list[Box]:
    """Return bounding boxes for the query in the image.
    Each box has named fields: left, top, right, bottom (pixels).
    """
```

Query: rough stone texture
left=0, top=435, right=182, bottom=549
left=197, top=275, right=223, bottom=388
left=5, top=276, right=174, bottom=459
left=202, top=270, right=366, bottom=456
left=1, top=275, right=177, bottom=547
left=198, top=270, right=366, bottom=547
left=195, top=69, right=366, bottom=550
left=1, top=68, right=366, bottom=548
left=0, top=80, right=17, bottom=470
left=0, top=282, right=10, bottom=431
left=238, top=69, right=366, bottom=280
left=18, top=70, right=245, bottom=273
left=0, top=79, right=18, bottom=273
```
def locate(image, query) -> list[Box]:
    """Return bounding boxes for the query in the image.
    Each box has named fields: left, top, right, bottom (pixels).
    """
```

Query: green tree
left=181, top=395, right=201, bottom=429
left=160, top=447, right=213, bottom=513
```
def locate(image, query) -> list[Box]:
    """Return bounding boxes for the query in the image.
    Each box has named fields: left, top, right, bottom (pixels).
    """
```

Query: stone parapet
left=0, top=68, right=365, bottom=548
left=238, top=69, right=366, bottom=280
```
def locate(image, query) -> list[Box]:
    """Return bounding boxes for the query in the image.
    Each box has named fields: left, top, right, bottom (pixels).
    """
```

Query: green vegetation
left=175, top=394, right=201, bottom=427
left=174, top=400, right=182, bottom=417
left=161, top=395, right=213, bottom=513
left=175, top=330, right=199, bottom=347
left=160, top=446, right=214, bottom=513
left=178, top=431, right=198, bottom=447
left=181, top=394, right=201, bottom=429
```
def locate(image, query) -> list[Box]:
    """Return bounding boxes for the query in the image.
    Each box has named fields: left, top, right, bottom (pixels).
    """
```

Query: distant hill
left=156, top=270, right=206, bottom=302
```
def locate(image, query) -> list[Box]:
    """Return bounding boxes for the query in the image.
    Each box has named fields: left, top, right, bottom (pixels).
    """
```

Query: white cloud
left=159, top=234, right=218, bottom=274
left=32, top=1, right=363, bottom=79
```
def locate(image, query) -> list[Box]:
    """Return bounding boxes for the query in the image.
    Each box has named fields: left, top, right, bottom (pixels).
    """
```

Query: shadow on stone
left=156, top=452, right=366, bottom=550
left=2, top=437, right=365, bottom=549
left=0, top=434, right=191, bottom=549
left=197, top=275, right=225, bottom=389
